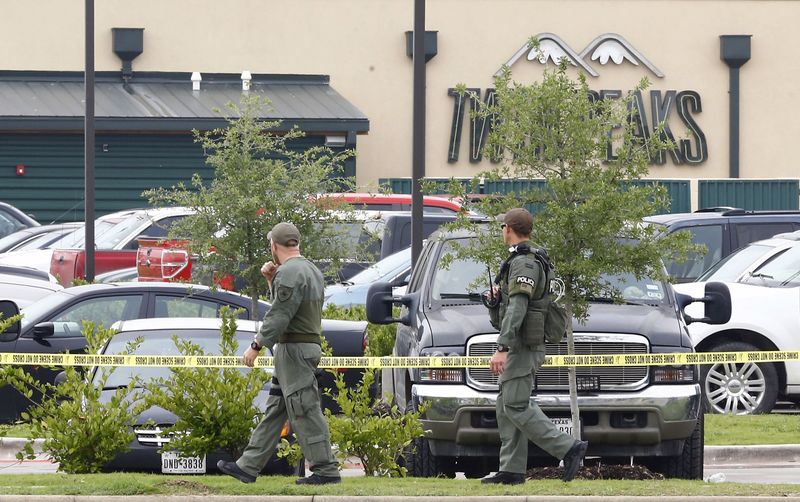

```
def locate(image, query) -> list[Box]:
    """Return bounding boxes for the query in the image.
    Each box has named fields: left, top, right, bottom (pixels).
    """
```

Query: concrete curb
left=0, top=497, right=797, bottom=502
left=704, top=444, right=800, bottom=465
left=0, top=438, right=43, bottom=460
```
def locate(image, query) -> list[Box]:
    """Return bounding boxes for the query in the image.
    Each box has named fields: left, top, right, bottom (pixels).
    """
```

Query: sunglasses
left=500, top=223, right=507, bottom=229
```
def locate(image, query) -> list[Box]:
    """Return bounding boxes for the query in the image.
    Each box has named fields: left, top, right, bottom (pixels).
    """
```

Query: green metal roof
left=0, top=71, right=369, bottom=133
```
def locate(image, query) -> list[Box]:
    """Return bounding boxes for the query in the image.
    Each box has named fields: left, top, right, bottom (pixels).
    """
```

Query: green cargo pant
left=236, top=377, right=339, bottom=478
left=496, top=368, right=575, bottom=474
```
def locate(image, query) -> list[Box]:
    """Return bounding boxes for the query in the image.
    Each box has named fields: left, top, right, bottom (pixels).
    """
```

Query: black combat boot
left=216, top=460, right=256, bottom=483
left=295, top=473, right=342, bottom=485
left=481, top=471, right=526, bottom=485
left=562, top=440, right=588, bottom=482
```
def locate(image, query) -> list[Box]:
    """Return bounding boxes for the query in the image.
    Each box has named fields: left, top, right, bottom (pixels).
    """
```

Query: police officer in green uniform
left=218, top=222, right=340, bottom=485
left=481, top=208, right=588, bottom=485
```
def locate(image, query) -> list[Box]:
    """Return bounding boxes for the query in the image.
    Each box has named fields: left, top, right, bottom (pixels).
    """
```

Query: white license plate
left=161, top=451, right=206, bottom=474
left=550, top=417, right=574, bottom=436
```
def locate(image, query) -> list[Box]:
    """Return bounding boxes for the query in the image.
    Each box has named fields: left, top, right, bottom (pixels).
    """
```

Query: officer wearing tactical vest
left=481, top=208, right=588, bottom=485
left=217, top=222, right=340, bottom=485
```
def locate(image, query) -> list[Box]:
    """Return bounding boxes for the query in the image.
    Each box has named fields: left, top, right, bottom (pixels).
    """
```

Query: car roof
left=112, top=316, right=260, bottom=333
left=645, top=208, right=800, bottom=226
left=55, top=281, right=255, bottom=301
left=322, top=192, right=463, bottom=209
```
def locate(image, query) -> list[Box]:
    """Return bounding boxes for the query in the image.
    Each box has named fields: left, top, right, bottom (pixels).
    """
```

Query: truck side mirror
left=366, top=282, right=419, bottom=326
left=0, top=300, right=21, bottom=341
left=675, top=281, right=732, bottom=325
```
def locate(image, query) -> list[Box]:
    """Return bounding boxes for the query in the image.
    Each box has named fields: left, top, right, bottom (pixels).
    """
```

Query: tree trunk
left=565, top=301, right=581, bottom=440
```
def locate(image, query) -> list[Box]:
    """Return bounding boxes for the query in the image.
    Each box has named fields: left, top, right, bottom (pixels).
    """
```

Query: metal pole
left=411, top=0, right=426, bottom=266
left=85, top=0, right=95, bottom=281
left=728, top=66, right=740, bottom=179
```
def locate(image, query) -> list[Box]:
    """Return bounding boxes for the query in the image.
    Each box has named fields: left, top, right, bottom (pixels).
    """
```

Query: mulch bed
left=526, top=463, right=665, bottom=481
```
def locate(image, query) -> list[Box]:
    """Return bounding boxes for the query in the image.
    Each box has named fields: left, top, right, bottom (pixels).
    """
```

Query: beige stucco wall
left=1, top=0, right=799, bottom=185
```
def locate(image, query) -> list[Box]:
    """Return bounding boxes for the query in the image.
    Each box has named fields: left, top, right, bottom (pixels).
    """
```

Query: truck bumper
left=413, top=383, right=701, bottom=458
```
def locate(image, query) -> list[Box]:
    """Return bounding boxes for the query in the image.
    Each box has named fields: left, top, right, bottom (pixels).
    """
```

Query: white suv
left=673, top=236, right=800, bottom=414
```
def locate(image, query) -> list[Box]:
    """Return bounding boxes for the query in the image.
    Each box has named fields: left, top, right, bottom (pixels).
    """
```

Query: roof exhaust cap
left=241, top=70, right=252, bottom=91
left=112, top=27, right=144, bottom=89
left=191, top=72, right=202, bottom=92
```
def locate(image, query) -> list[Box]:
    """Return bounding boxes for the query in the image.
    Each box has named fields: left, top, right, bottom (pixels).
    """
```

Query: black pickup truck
left=367, top=229, right=731, bottom=479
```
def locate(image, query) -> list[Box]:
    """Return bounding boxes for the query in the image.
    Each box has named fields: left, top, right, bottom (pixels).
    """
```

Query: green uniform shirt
left=256, top=256, right=324, bottom=349
left=492, top=241, right=546, bottom=382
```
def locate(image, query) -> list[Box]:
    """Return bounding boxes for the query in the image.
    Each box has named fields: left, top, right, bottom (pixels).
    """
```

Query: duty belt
left=278, top=333, right=321, bottom=344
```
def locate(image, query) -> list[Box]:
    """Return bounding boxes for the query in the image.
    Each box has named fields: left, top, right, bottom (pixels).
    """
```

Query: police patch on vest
left=516, top=276, right=536, bottom=288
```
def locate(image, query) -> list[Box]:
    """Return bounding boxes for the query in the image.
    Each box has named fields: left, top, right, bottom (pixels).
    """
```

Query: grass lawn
left=705, top=413, right=800, bottom=445
left=0, top=473, right=798, bottom=497
left=4, top=413, right=798, bottom=446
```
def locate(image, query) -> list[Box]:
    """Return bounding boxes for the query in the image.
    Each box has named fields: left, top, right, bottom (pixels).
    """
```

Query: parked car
left=0, top=265, right=63, bottom=309
left=696, top=230, right=800, bottom=283
left=0, top=209, right=139, bottom=274
left=673, top=240, right=800, bottom=415
left=0, top=202, right=39, bottom=240
left=324, top=247, right=411, bottom=308
left=367, top=229, right=731, bottom=479
left=97, top=317, right=297, bottom=475
left=0, top=222, right=82, bottom=254
left=137, top=211, right=465, bottom=286
left=0, top=282, right=367, bottom=423
left=50, top=207, right=195, bottom=286
left=644, top=207, right=800, bottom=283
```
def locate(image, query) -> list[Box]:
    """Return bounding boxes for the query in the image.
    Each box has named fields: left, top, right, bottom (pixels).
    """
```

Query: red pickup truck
left=49, top=207, right=193, bottom=287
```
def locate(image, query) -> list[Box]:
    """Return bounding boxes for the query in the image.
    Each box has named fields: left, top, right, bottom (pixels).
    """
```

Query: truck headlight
left=419, top=368, right=464, bottom=383
left=418, top=350, right=463, bottom=383
left=652, top=365, right=696, bottom=383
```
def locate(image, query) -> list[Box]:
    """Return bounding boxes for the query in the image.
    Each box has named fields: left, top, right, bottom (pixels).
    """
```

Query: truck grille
left=467, top=334, right=649, bottom=391
left=134, top=425, right=173, bottom=447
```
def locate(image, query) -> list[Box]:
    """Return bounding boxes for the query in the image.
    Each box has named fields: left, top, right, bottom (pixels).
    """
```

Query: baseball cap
left=501, top=208, right=533, bottom=236
left=268, top=222, right=301, bottom=246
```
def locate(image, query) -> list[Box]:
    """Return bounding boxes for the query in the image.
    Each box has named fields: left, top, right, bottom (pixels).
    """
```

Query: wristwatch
left=497, top=344, right=510, bottom=353
left=250, top=341, right=262, bottom=351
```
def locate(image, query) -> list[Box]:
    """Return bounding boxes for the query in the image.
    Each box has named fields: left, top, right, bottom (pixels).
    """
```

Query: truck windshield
left=432, top=238, right=667, bottom=304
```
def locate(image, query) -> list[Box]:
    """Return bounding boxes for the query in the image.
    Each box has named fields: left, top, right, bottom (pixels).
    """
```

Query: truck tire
left=700, top=341, right=779, bottom=415
left=405, top=437, right=455, bottom=478
left=648, top=413, right=704, bottom=480
left=404, top=401, right=455, bottom=478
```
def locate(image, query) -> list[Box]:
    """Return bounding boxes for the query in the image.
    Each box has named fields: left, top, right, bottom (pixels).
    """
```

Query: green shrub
left=324, top=369, right=426, bottom=476
left=141, top=307, right=272, bottom=459
left=0, top=322, right=143, bottom=473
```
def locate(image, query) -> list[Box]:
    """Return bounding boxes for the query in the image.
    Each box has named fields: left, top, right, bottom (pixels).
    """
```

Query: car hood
left=0, top=249, right=54, bottom=273
left=424, top=301, right=685, bottom=348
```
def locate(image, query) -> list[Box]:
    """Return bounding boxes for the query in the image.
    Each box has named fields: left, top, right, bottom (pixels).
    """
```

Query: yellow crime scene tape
left=1, top=350, right=799, bottom=369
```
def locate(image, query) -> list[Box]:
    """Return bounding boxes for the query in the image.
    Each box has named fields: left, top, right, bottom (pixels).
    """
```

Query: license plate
left=550, top=417, right=574, bottom=436
left=161, top=450, right=206, bottom=474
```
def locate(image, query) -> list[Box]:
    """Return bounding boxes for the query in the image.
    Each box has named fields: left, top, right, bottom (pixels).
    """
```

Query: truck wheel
left=405, top=436, right=455, bottom=478
left=404, top=401, right=455, bottom=478
left=700, top=341, right=779, bottom=415
left=648, top=413, right=704, bottom=480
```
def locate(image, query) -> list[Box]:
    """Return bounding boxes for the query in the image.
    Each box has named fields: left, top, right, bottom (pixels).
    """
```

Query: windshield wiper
left=586, top=296, right=649, bottom=306
left=749, top=272, right=774, bottom=280
left=439, top=293, right=483, bottom=301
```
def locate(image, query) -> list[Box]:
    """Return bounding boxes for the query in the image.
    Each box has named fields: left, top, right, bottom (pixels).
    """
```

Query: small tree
left=0, top=322, right=143, bottom=473
left=441, top=47, right=697, bottom=438
left=145, top=94, right=361, bottom=319
left=141, top=307, right=272, bottom=460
